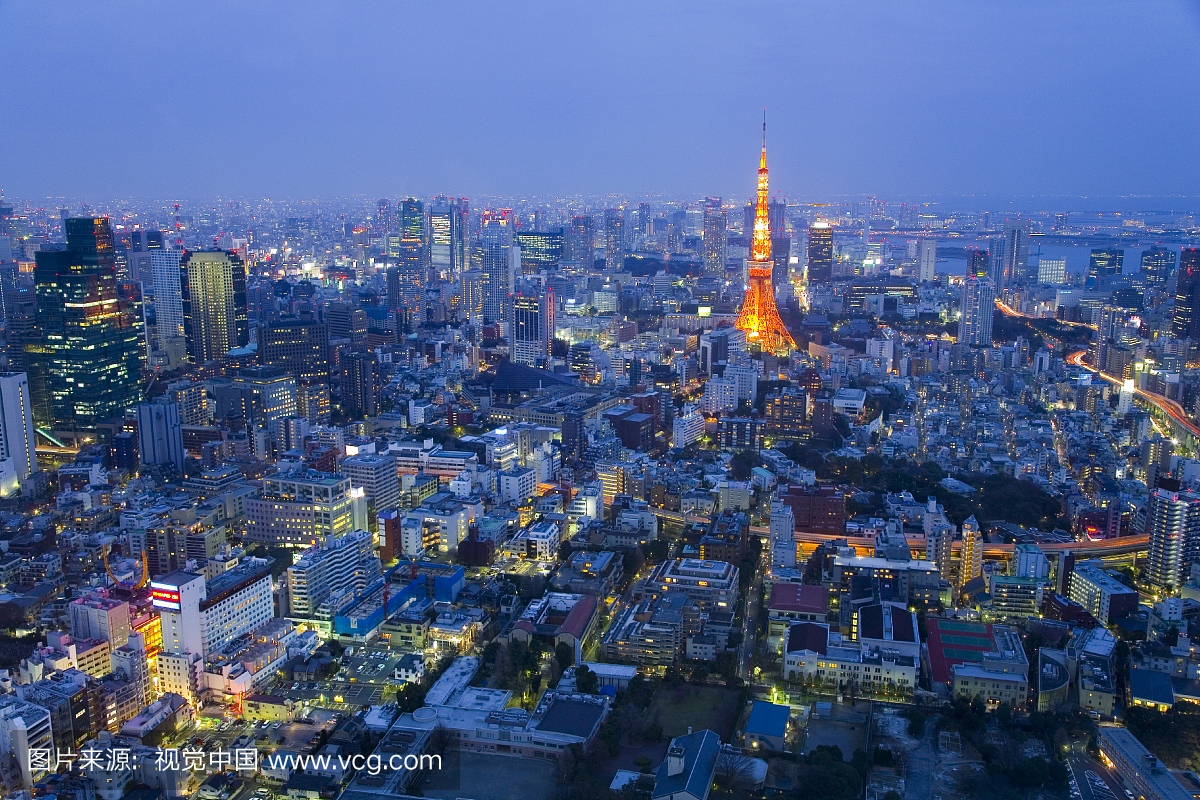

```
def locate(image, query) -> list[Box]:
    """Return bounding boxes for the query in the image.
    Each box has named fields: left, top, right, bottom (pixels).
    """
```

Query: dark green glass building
left=26, top=217, right=144, bottom=432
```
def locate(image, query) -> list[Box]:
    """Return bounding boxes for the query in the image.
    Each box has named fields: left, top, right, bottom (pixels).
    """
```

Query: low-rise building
left=637, top=558, right=739, bottom=612
left=1097, top=726, right=1194, bottom=800
left=948, top=625, right=1029, bottom=710
left=783, top=621, right=918, bottom=697
left=768, top=582, right=835, bottom=638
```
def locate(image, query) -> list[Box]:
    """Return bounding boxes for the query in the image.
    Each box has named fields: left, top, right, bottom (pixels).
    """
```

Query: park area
left=647, top=682, right=744, bottom=740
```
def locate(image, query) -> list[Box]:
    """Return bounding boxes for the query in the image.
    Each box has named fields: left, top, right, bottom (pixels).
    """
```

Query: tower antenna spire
left=736, top=112, right=795, bottom=356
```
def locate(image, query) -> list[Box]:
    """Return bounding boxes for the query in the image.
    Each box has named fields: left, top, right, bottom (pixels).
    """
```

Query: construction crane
left=103, top=545, right=149, bottom=590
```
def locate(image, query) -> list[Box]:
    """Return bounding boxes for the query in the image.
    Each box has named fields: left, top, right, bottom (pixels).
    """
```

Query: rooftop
left=768, top=583, right=828, bottom=616
left=744, top=701, right=789, bottom=738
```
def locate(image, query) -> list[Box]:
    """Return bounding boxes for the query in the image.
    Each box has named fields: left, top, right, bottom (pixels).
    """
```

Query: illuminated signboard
left=698, top=306, right=712, bottom=318
left=150, top=581, right=182, bottom=611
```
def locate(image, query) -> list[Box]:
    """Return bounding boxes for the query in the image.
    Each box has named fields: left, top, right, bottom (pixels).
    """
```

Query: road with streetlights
left=1066, top=349, right=1200, bottom=440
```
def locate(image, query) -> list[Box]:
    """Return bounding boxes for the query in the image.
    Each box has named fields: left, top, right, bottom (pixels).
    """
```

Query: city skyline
left=3, top=2, right=1200, bottom=201
left=3, top=6, right=1200, bottom=799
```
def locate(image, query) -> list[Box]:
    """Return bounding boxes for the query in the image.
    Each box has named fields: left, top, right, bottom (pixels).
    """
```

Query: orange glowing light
left=735, top=113, right=796, bottom=356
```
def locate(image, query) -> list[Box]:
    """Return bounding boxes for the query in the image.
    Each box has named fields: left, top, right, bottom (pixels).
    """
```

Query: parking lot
left=168, top=707, right=344, bottom=755
left=269, top=679, right=385, bottom=709
left=337, top=651, right=403, bottom=684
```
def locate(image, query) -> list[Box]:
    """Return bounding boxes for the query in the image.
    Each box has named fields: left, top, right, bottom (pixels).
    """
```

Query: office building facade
left=806, top=222, right=833, bottom=284
left=511, top=289, right=555, bottom=366
left=26, top=218, right=144, bottom=430
left=958, top=278, right=996, bottom=347
left=136, top=398, right=185, bottom=472
left=259, top=318, right=330, bottom=383
left=1172, top=249, right=1200, bottom=341
left=245, top=469, right=355, bottom=546
left=180, top=250, right=249, bottom=366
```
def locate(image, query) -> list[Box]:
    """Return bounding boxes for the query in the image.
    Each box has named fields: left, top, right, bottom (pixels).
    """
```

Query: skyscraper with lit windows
left=1141, top=246, right=1176, bottom=288
left=1172, top=249, right=1200, bottom=341
left=430, top=197, right=467, bottom=277
left=567, top=215, right=594, bottom=264
left=958, top=277, right=996, bottom=347
left=702, top=198, right=727, bottom=277
left=806, top=223, right=833, bottom=285
left=480, top=212, right=516, bottom=325
left=180, top=250, right=249, bottom=367
left=25, top=217, right=144, bottom=432
left=511, top=288, right=555, bottom=366
left=515, top=230, right=564, bottom=275
left=604, top=209, right=625, bottom=271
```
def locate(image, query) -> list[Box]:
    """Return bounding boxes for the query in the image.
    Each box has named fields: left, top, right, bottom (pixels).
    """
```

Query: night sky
left=2, top=1, right=1199, bottom=202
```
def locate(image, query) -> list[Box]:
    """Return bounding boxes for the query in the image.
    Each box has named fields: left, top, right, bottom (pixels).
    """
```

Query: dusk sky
left=2, top=1, right=1200, bottom=202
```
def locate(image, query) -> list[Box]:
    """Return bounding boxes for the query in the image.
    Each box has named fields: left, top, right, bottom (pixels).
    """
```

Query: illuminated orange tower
left=735, top=116, right=796, bottom=355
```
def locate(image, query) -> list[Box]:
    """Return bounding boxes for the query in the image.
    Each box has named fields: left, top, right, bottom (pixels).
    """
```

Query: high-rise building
left=341, top=351, right=379, bottom=417
left=1145, top=487, right=1200, bottom=591
left=26, top=218, right=144, bottom=432
left=734, top=122, right=795, bottom=355
left=398, top=197, right=424, bottom=241
left=259, top=317, right=330, bottom=383
left=918, top=240, right=937, bottom=283
left=179, top=250, right=249, bottom=367
left=1142, top=435, right=1173, bottom=491
left=989, top=218, right=1029, bottom=292
left=1037, top=258, right=1066, bottom=285
left=806, top=222, right=833, bottom=284
left=0, top=696, right=54, bottom=790
left=342, top=453, right=401, bottom=526
left=245, top=469, right=355, bottom=546
left=702, top=198, right=727, bottom=277
left=771, top=235, right=791, bottom=293
left=1172, top=249, right=1200, bottom=341
left=965, top=247, right=990, bottom=279
left=515, top=231, right=564, bottom=275
left=567, top=215, right=595, bottom=264
left=635, top=202, right=651, bottom=237
left=132, top=521, right=226, bottom=578
left=480, top=213, right=516, bottom=325
left=1085, top=248, right=1124, bottom=291
left=958, top=277, right=996, bottom=347
left=460, top=269, right=484, bottom=326
left=286, top=529, right=382, bottom=617
left=150, top=238, right=185, bottom=345
left=325, top=300, right=366, bottom=344
left=511, top=288, right=556, bottom=367
left=429, top=198, right=466, bottom=277
left=153, top=560, right=274, bottom=701
left=388, top=238, right=426, bottom=325
left=959, top=515, right=982, bottom=588
left=0, top=373, right=36, bottom=497
left=136, top=398, right=184, bottom=472
left=1141, top=246, right=1176, bottom=288
left=376, top=198, right=393, bottom=241
left=69, top=596, right=132, bottom=649
left=604, top=208, right=625, bottom=272
left=228, top=366, right=298, bottom=435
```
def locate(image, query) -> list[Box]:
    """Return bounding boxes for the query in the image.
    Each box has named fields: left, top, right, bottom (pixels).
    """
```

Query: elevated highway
left=649, top=507, right=1147, bottom=560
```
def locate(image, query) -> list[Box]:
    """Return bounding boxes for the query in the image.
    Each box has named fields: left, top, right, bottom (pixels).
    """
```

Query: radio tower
left=735, top=113, right=796, bottom=355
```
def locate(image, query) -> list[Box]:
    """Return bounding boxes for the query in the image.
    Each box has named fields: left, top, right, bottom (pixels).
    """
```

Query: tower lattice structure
left=735, top=119, right=796, bottom=356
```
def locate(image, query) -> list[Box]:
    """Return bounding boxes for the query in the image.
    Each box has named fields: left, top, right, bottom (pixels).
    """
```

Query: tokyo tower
left=735, top=117, right=796, bottom=355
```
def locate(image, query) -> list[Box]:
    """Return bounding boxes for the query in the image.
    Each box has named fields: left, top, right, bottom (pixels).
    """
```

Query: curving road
left=1066, top=348, right=1200, bottom=439
left=995, top=298, right=1096, bottom=330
